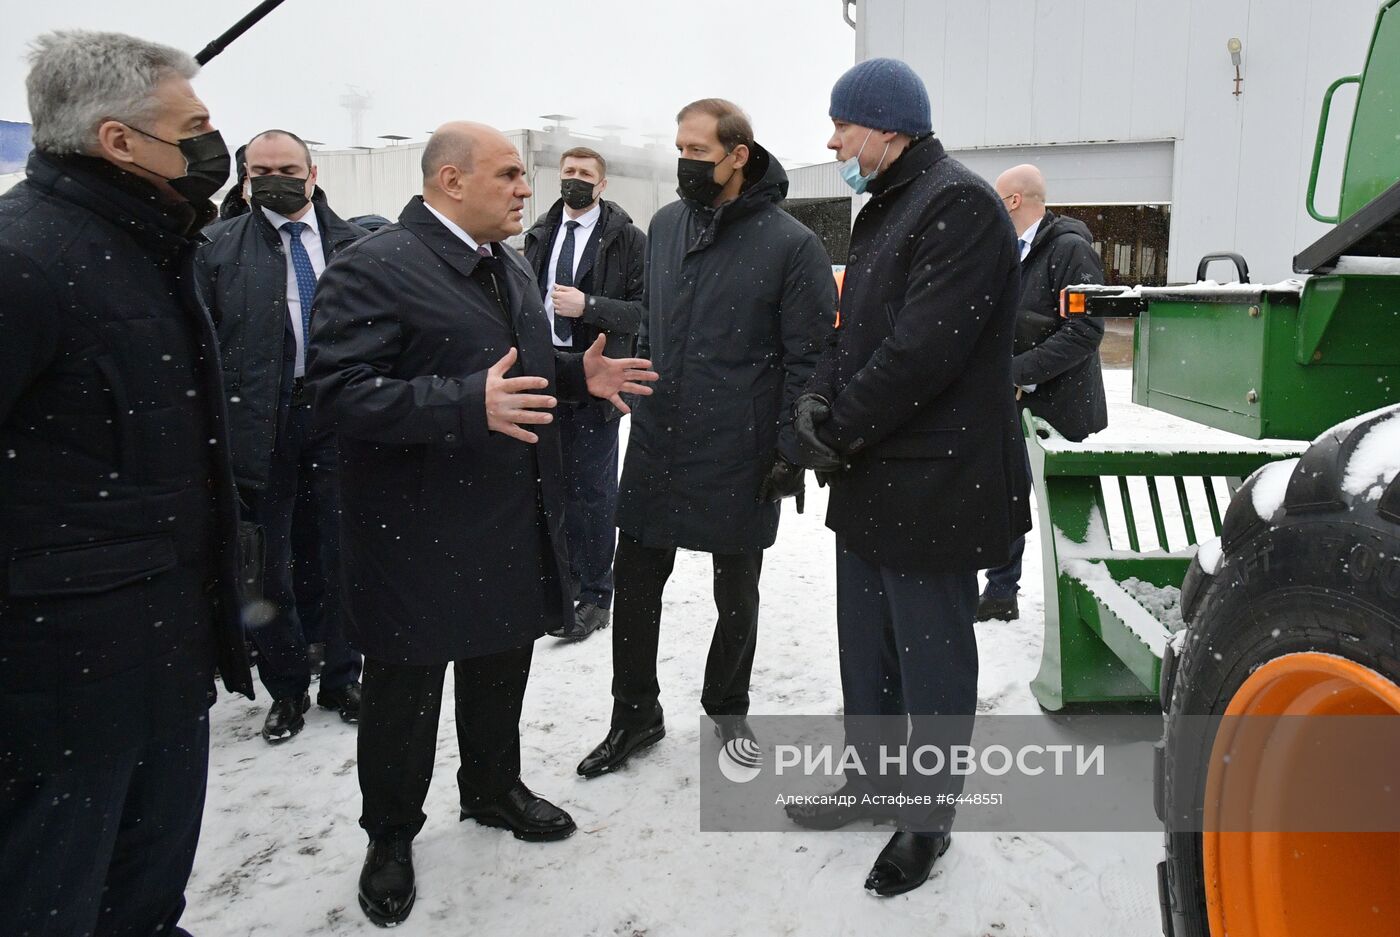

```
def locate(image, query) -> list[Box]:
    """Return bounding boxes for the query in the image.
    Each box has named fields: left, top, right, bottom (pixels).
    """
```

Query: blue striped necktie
left=281, top=220, right=317, bottom=340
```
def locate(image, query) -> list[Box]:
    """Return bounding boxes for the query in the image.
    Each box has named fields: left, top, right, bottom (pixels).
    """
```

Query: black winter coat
left=521, top=198, right=646, bottom=422
left=307, top=197, right=591, bottom=664
left=194, top=191, right=366, bottom=489
left=808, top=137, right=1032, bottom=574
left=615, top=144, right=836, bottom=553
left=0, top=153, right=254, bottom=776
left=1012, top=210, right=1107, bottom=442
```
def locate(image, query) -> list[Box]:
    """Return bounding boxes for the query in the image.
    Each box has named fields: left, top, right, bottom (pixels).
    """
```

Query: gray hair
left=26, top=30, right=199, bottom=155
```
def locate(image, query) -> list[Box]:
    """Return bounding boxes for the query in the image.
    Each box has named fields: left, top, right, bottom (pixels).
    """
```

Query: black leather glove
left=793, top=393, right=844, bottom=473
left=757, top=456, right=806, bottom=513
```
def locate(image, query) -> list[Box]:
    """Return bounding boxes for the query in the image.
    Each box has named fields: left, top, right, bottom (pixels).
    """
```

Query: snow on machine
left=1027, top=2, right=1399, bottom=934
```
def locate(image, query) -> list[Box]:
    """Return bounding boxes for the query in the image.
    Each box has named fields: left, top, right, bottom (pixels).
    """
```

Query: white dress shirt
left=423, top=201, right=484, bottom=253
left=263, top=205, right=325, bottom=378
left=544, top=202, right=601, bottom=347
left=1015, top=214, right=1043, bottom=393
left=1017, top=216, right=1041, bottom=262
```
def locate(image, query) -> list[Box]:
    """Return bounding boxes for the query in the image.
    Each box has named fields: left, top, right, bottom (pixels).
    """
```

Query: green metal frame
left=1308, top=0, right=1400, bottom=223
left=1129, top=281, right=1400, bottom=440
left=1306, top=75, right=1360, bottom=225
left=1024, top=412, right=1305, bottom=710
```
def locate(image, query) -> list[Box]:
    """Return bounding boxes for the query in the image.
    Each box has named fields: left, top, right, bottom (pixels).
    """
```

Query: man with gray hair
left=0, top=30, right=250, bottom=934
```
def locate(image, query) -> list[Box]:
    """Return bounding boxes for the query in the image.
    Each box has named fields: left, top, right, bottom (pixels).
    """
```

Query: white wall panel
left=855, top=0, right=1387, bottom=283
left=1079, top=0, right=1137, bottom=142
left=1030, top=0, right=1086, bottom=143
left=1129, top=3, right=1191, bottom=140
left=939, top=2, right=992, bottom=144
left=950, top=140, right=1175, bottom=204
left=984, top=0, right=1038, bottom=146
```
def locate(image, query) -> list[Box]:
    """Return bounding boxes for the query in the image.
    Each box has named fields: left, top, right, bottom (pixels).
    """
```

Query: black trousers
left=557, top=402, right=620, bottom=609
left=835, top=537, right=979, bottom=832
left=358, top=644, right=533, bottom=840
left=243, top=398, right=361, bottom=700
left=610, top=534, right=763, bottom=729
left=1, top=716, right=209, bottom=937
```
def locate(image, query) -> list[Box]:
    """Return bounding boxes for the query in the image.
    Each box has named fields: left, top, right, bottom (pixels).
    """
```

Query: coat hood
left=525, top=196, right=635, bottom=245
left=1035, top=210, right=1094, bottom=250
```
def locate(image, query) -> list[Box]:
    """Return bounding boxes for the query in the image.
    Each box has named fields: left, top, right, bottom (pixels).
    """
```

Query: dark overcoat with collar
left=807, top=136, right=1032, bottom=574
left=307, top=196, right=589, bottom=664
left=0, top=152, right=254, bottom=776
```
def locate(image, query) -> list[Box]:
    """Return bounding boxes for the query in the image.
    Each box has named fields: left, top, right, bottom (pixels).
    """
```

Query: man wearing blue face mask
left=785, top=58, right=1030, bottom=898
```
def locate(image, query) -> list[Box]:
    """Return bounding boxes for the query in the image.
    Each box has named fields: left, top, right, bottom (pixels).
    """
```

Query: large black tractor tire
left=1155, top=406, right=1400, bottom=937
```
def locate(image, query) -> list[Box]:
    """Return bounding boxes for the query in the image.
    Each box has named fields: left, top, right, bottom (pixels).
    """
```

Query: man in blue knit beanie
left=785, top=57, right=1031, bottom=899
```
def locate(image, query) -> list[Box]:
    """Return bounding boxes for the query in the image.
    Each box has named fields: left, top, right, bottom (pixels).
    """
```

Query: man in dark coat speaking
left=0, top=31, right=252, bottom=935
left=576, top=99, right=835, bottom=780
left=307, top=121, right=657, bottom=927
left=786, top=59, right=1031, bottom=897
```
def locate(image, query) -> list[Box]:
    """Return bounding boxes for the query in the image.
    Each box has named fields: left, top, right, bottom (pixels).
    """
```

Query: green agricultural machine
left=1022, top=3, right=1400, bottom=935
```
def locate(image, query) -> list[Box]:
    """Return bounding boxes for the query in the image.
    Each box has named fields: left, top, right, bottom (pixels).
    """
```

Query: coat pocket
left=872, top=428, right=960, bottom=460
left=9, top=534, right=178, bottom=597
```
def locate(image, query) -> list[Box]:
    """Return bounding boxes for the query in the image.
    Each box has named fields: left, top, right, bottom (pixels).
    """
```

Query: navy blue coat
left=808, top=137, right=1032, bottom=574
left=0, top=153, right=254, bottom=776
left=308, top=197, right=591, bottom=664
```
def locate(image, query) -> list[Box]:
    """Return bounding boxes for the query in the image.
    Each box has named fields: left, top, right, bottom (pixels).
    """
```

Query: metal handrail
left=1306, top=74, right=1360, bottom=225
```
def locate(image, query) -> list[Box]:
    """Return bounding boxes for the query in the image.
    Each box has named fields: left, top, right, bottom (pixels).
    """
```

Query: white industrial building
left=786, top=0, right=1391, bottom=285
left=306, top=0, right=1387, bottom=287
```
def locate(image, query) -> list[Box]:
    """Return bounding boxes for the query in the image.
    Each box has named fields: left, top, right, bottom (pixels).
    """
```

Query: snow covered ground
left=187, top=369, right=1242, bottom=937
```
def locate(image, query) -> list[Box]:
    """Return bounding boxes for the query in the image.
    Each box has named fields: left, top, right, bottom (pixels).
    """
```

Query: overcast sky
left=1, top=0, right=855, bottom=166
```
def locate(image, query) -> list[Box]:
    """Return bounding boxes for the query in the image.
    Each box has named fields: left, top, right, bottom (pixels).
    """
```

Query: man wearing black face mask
left=0, top=31, right=252, bottom=934
left=195, top=129, right=366, bottom=743
left=577, top=99, right=835, bottom=778
left=521, top=147, right=646, bottom=640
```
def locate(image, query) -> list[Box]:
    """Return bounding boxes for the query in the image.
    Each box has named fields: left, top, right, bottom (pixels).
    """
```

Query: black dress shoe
left=974, top=594, right=1019, bottom=622
left=318, top=682, right=362, bottom=724
left=548, top=602, right=611, bottom=639
left=577, top=719, right=666, bottom=778
left=261, top=693, right=310, bottom=743
left=784, top=782, right=895, bottom=830
left=864, top=831, right=952, bottom=897
left=712, top=716, right=756, bottom=746
left=358, top=831, right=416, bottom=926
left=459, top=781, right=576, bottom=842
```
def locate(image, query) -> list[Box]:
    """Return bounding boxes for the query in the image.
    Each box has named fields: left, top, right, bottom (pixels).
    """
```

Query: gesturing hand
left=582, top=334, right=659, bottom=414
left=485, top=347, right=556, bottom=444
